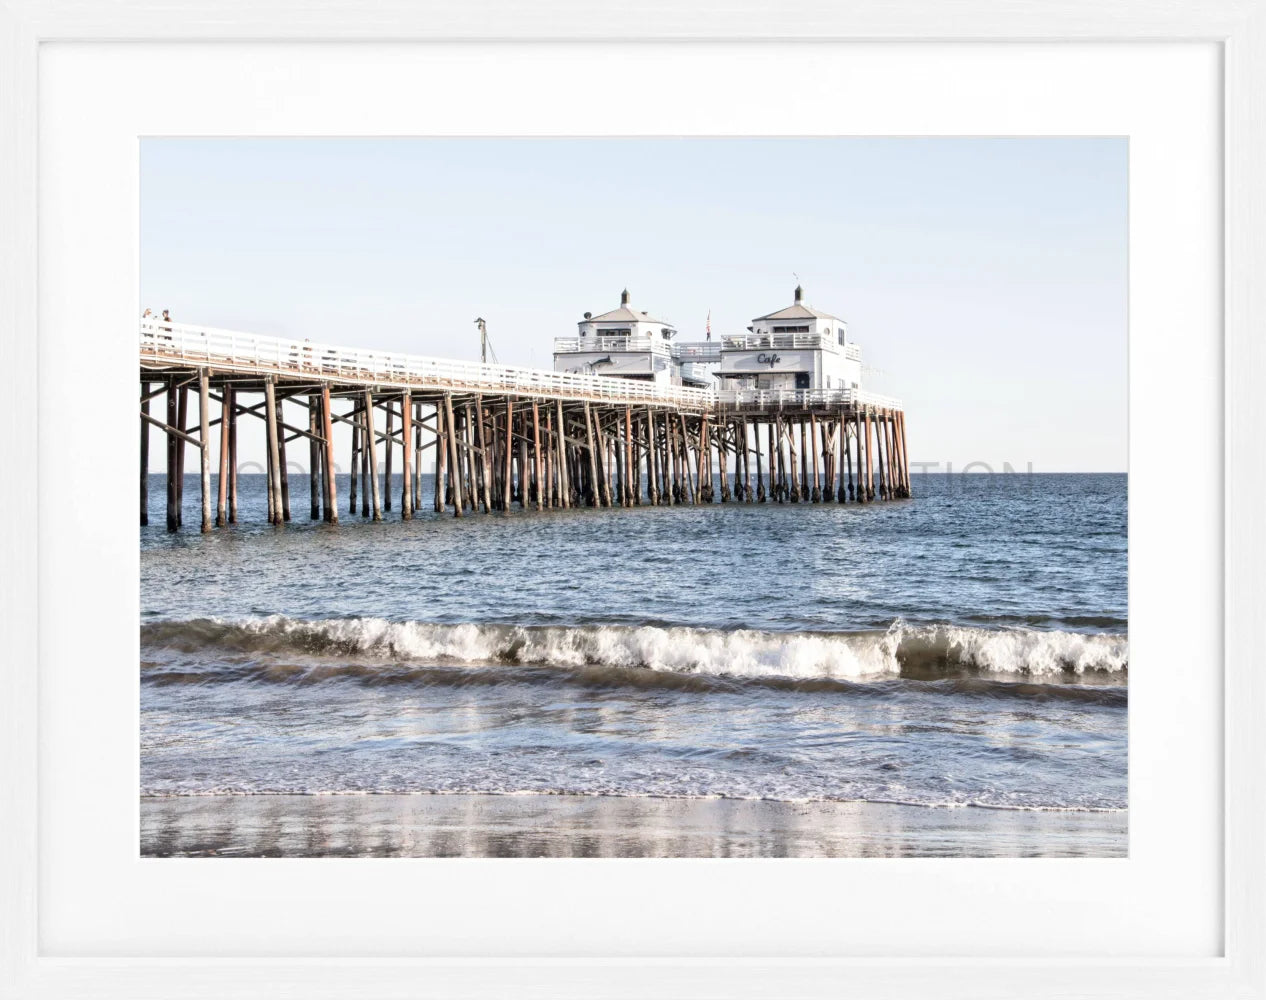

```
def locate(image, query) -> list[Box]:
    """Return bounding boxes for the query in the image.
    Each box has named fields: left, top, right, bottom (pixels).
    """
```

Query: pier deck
left=140, top=320, right=911, bottom=532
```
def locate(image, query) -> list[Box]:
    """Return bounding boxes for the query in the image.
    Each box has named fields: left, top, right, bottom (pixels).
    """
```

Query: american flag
left=706, top=310, right=711, bottom=341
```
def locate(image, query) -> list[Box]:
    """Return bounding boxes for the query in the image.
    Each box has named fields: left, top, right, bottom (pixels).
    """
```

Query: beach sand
left=140, top=794, right=1126, bottom=858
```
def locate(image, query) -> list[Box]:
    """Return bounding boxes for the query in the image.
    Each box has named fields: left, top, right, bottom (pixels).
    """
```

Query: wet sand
left=140, top=794, right=1126, bottom=858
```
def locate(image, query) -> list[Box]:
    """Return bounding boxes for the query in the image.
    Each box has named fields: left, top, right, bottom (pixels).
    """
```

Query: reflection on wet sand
left=141, top=793, right=1126, bottom=858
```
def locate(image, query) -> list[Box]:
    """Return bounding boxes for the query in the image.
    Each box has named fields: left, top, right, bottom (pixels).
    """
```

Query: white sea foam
left=207, top=616, right=1128, bottom=682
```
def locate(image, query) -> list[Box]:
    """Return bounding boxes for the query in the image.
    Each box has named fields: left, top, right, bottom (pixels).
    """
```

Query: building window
left=838, top=330, right=845, bottom=345
left=772, top=324, right=810, bottom=333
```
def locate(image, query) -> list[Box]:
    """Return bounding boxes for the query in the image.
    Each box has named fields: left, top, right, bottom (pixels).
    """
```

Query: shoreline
left=140, top=792, right=1127, bottom=858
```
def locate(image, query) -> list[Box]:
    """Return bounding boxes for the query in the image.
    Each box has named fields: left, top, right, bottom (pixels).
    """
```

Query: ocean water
left=140, top=472, right=1127, bottom=813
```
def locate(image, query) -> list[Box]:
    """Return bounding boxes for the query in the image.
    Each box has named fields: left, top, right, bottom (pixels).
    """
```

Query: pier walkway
left=141, top=319, right=911, bottom=532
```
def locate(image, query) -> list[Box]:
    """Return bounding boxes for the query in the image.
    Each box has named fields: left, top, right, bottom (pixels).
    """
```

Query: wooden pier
left=140, top=320, right=911, bottom=532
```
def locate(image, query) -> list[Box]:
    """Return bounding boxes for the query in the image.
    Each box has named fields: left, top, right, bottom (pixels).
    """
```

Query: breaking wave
left=141, top=616, right=1128, bottom=689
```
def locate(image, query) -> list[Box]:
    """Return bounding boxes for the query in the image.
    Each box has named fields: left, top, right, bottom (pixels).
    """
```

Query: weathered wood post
left=498, top=397, right=508, bottom=513
left=264, top=376, right=282, bottom=524
left=555, top=400, right=570, bottom=508
left=755, top=419, right=766, bottom=502
left=899, top=411, right=911, bottom=496
left=766, top=421, right=777, bottom=501
left=400, top=390, right=413, bottom=520
left=321, top=384, right=338, bottom=523
left=444, top=393, right=462, bottom=517
left=623, top=407, right=634, bottom=507
left=533, top=401, right=544, bottom=511
left=582, top=402, right=599, bottom=506
left=644, top=409, right=658, bottom=505
left=363, top=390, right=382, bottom=520
left=864, top=409, right=875, bottom=501
left=434, top=402, right=446, bottom=513
left=544, top=408, right=555, bottom=506
left=198, top=369, right=212, bottom=533
left=276, top=395, right=292, bottom=521
left=413, top=399, right=424, bottom=511
left=360, top=401, right=371, bottom=517
left=383, top=404, right=394, bottom=512
left=349, top=398, right=360, bottom=515
left=217, top=383, right=231, bottom=527
left=175, top=384, right=188, bottom=526
left=810, top=414, right=821, bottom=502
left=165, top=378, right=179, bottom=531
left=724, top=420, right=734, bottom=501
left=140, top=383, right=150, bottom=526
left=227, top=386, right=238, bottom=523
left=308, top=396, right=321, bottom=520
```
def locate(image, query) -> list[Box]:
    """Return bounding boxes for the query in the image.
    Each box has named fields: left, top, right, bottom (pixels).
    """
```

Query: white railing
left=552, top=335, right=670, bottom=355
left=672, top=341, right=722, bottom=362
left=715, top=387, right=903, bottom=410
left=843, top=343, right=862, bottom=362
left=141, top=320, right=714, bottom=409
left=721, top=332, right=840, bottom=353
left=140, top=320, right=901, bottom=412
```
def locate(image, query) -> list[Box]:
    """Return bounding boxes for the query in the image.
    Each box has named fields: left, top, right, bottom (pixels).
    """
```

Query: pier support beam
left=364, top=390, right=382, bottom=520
left=383, top=404, right=394, bottom=512
left=217, top=383, right=231, bottom=527
left=228, top=387, right=238, bottom=523
left=140, top=384, right=150, bottom=526
left=308, top=396, right=321, bottom=520
left=276, top=395, right=291, bottom=521
left=444, top=393, right=463, bottom=517
left=264, top=376, right=282, bottom=524
left=401, top=391, right=413, bottom=520
left=321, top=385, right=338, bottom=523
left=199, top=369, right=212, bottom=533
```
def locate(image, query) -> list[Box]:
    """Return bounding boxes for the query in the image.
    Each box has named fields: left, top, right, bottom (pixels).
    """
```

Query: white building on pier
left=553, top=284, right=866, bottom=393
left=553, top=289, right=714, bottom=387
left=715, top=285, right=862, bottom=392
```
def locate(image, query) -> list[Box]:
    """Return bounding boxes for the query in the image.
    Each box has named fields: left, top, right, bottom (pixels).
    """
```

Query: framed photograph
left=2, top=2, right=1262, bottom=998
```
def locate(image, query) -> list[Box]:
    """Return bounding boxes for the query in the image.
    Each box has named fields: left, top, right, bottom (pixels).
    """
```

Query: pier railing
left=553, top=335, right=671, bottom=355
left=140, top=320, right=901, bottom=412
left=141, top=320, right=714, bottom=409
left=715, top=387, right=903, bottom=410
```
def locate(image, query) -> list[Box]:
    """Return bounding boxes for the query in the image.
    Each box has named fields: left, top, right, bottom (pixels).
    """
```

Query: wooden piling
left=198, top=370, right=212, bottom=533
left=165, top=378, right=179, bottom=531
left=898, top=410, right=911, bottom=497
left=799, top=419, right=810, bottom=501
left=363, top=390, right=382, bottom=520
left=555, top=400, right=570, bottom=508
left=276, top=395, right=291, bottom=521
left=228, top=386, right=238, bottom=523
left=444, top=393, right=463, bottom=517
left=217, top=385, right=231, bottom=527
left=383, top=404, right=394, bottom=512
left=176, top=384, right=188, bottom=526
left=140, top=383, right=150, bottom=526
left=533, top=401, right=544, bottom=511
left=810, top=414, right=821, bottom=502
left=321, top=384, right=338, bottom=523
left=360, top=401, right=371, bottom=517
left=401, top=391, right=413, bottom=520
left=308, top=396, right=321, bottom=520
left=434, top=402, right=447, bottom=513
left=349, top=399, right=360, bottom=515
left=501, top=399, right=514, bottom=512
left=264, top=376, right=282, bottom=524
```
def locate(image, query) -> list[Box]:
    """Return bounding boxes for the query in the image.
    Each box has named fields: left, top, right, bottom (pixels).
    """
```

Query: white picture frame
left=2, top=3, right=1263, bottom=998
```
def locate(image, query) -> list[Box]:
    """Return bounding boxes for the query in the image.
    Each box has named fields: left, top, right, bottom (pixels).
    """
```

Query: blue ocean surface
left=140, top=472, right=1127, bottom=811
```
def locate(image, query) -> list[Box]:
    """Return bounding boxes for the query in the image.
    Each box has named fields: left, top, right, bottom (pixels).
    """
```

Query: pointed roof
left=753, top=284, right=843, bottom=323
left=582, top=289, right=674, bottom=327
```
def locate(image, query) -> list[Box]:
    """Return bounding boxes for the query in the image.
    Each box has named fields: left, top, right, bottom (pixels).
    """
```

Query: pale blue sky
left=141, top=138, right=1127, bottom=472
